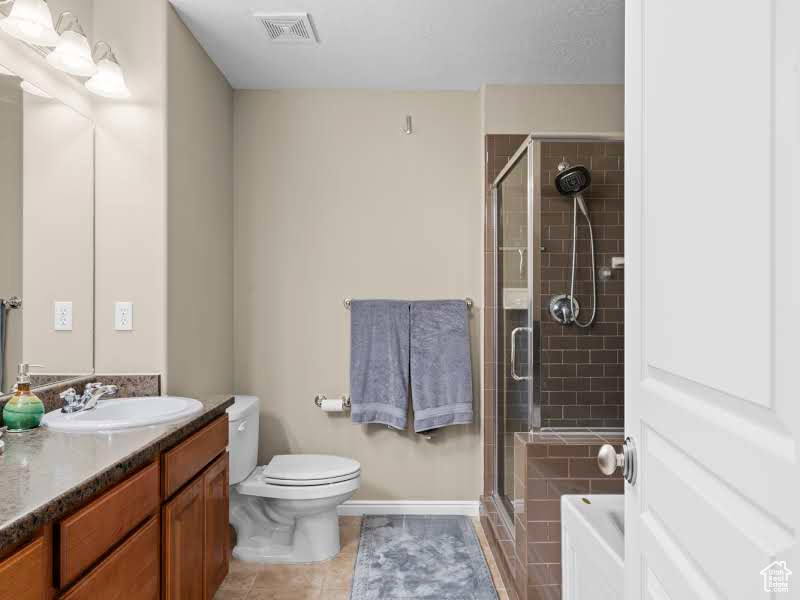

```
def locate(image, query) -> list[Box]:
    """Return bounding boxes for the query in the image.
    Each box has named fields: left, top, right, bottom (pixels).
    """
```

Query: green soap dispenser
left=2, top=363, right=45, bottom=432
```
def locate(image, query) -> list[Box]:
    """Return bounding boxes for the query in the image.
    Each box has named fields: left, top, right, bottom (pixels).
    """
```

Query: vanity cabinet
left=162, top=451, right=230, bottom=600
left=0, top=414, right=230, bottom=600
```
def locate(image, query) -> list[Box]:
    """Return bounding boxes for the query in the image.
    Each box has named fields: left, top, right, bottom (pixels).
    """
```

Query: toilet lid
left=262, top=454, right=361, bottom=486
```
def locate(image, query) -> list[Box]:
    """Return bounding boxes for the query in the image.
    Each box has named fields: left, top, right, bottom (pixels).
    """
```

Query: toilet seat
left=263, top=471, right=359, bottom=486
left=237, top=467, right=361, bottom=500
left=236, top=454, right=362, bottom=500
left=263, top=454, right=361, bottom=485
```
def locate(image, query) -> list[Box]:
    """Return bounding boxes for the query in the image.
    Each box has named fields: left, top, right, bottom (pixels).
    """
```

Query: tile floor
left=214, top=517, right=509, bottom=600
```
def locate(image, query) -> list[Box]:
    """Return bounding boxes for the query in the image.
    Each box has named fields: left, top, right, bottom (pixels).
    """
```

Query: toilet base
left=230, top=486, right=352, bottom=564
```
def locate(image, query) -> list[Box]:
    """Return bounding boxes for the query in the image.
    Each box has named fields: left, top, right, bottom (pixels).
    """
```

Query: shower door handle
left=510, top=327, right=532, bottom=381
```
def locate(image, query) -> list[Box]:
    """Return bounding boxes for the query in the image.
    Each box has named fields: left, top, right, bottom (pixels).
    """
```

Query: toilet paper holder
left=314, top=394, right=351, bottom=409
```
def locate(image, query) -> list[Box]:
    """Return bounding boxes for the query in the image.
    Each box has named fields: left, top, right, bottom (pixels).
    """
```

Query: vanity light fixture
left=0, top=0, right=59, bottom=47
left=84, top=41, right=130, bottom=99
left=20, top=79, right=51, bottom=98
left=47, top=12, right=96, bottom=77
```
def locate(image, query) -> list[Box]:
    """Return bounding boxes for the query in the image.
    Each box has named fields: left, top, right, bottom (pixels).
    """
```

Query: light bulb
left=85, top=57, right=130, bottom=99
left=0, top=0, right=59, bottom=47
left=48, top=29, right=97, bottom=77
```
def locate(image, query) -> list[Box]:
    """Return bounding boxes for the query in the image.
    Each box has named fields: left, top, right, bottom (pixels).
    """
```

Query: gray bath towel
left=410, top=300, right=474, bottom=432
left=350, top=300, right=411, bottom=429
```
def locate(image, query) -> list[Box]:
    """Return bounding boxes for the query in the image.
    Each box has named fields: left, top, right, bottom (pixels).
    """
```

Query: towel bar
left=343, top=297, right=473, bottom=310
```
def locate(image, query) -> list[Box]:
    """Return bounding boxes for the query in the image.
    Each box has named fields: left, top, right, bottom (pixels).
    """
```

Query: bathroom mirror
left=0, top=63, right=94, bottom=395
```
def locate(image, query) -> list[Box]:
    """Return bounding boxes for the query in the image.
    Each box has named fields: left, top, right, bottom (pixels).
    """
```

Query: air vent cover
left=256, top=13, right=318, bottom=44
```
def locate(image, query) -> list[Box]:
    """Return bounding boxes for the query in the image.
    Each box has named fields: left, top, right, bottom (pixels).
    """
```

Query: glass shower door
left=492, top=139, right=534, bottom=518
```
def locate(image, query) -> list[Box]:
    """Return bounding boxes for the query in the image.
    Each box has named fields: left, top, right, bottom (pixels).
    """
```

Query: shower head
left=555, top=162, right=592, bottom=218
left=555, top=163, right=592, bottom=196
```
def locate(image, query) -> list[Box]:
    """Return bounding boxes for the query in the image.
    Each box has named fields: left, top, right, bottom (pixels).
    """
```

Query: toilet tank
left=226, top=395, right=260, bottom=485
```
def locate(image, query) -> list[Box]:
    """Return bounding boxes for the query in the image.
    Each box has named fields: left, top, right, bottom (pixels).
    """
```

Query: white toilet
left=226, top=395, right=361, bottom=564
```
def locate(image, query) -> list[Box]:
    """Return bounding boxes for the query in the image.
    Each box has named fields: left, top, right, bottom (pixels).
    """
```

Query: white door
left=625, top=1, right=799, bottom=598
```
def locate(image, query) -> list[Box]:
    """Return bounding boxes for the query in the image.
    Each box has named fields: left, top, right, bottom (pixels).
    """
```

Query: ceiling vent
left=256, top=13, right=318, bottom=44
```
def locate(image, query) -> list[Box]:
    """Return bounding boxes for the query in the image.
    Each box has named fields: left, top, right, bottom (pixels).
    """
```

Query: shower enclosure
left=489, top=133, right=624, bottom=520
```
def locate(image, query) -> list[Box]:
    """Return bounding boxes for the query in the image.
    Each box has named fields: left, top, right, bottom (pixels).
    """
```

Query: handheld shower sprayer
left=549, top=162, right=597, bottom=328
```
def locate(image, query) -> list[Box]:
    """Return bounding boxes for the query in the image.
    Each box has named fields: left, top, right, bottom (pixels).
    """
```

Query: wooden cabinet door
left=162, top=477, right=204, bottom=600
left=203, top=453, right=230, bottom=600
left=0, top=537, right=45, bottom=600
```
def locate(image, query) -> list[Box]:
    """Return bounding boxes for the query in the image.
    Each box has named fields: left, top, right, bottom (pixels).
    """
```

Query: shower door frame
left=490, top=132, right=625, bottom=524
left=490, top=135, right=535, bottom=522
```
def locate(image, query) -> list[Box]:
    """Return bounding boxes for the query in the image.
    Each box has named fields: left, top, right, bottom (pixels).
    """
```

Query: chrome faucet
left=60, top=382, right=118, bottom=414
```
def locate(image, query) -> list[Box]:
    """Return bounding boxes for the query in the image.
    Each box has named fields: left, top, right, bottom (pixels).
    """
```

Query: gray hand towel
left=350, top=300, right=410, bottom=429
left=410, top=300, right=474, bottom=432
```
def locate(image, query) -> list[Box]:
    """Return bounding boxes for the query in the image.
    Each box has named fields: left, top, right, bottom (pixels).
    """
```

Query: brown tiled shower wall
left=538, top=141, right=625, bottom=428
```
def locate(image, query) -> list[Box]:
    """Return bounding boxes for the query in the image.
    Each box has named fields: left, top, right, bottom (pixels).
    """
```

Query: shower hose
left=569, top=197, right=597, bottom=328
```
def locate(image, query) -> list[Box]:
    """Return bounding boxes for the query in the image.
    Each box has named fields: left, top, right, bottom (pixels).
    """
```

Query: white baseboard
left=337, top=500, right=480, bottom=517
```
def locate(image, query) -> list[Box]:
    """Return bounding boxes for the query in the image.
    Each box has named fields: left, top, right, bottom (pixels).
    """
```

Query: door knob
left=597, top=444, right=623, bottom=475
left=597, top=437, right=637, bottom=485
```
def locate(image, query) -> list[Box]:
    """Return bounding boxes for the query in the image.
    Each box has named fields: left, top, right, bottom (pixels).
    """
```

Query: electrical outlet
left=114, top=301, right=133, bottom=331
left=54, top=301, right=73, bottom=331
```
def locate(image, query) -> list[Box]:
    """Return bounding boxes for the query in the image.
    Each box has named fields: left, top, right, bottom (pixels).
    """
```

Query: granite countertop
left=0, top=394, right=234, bottom=552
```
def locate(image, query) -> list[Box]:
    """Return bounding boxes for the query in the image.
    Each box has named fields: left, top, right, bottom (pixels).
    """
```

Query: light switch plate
left=54, top=301, right=73, bottom=331
left=114, top=301, right=133, bottom=331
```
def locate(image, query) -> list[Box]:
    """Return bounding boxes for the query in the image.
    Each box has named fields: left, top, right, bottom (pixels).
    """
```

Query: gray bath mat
left=350, top=515, right=499, bottom=600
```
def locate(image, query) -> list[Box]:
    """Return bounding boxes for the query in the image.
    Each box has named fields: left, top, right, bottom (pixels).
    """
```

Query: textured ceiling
left=168, top=0, right=624, bottom=90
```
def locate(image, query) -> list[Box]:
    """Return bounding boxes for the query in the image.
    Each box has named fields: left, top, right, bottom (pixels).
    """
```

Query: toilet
left=226, top=395, right=361, bottom=564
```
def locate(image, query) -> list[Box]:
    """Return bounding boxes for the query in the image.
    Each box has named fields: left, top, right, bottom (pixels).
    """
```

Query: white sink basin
left=41, top=396, right=203, bottom=433
left=561, top=494, right=624, bottom=600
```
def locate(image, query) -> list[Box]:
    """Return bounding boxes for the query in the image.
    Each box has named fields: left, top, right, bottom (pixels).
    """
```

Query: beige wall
left=234, top=90, right=483, bottom=500
left=22, top=94, right=94, bottom=374
left=93, top=0, right=167, bottom=374
left=165, top=7, right=234, bottom=396
left=481, top=84, right=624, bottom=135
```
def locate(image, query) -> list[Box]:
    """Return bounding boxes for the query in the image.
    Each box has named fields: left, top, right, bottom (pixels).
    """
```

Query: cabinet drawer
left=58, top=461, right=160, bottom=587
left=0, top=537, right=45, bottom=600
left=60, top=516, right=160, bottom=600
left=162, top=415, right=228, bottom=498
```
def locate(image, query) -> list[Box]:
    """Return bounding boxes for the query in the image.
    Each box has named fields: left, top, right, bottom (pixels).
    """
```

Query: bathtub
left=561, top=494, right=624, bottom=600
